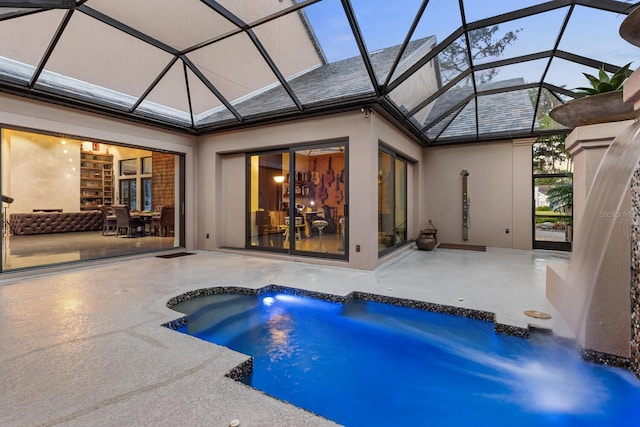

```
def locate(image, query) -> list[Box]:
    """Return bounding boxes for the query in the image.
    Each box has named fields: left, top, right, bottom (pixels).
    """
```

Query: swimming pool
left=167, top=287, right=640, bottom=427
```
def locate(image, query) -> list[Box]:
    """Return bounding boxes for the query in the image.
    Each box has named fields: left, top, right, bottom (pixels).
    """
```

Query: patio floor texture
left=0, top=247, right=571, bottom=426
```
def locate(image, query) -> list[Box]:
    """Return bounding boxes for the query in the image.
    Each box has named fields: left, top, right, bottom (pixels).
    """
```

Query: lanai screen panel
left=0, top=1, right=637, bottom=144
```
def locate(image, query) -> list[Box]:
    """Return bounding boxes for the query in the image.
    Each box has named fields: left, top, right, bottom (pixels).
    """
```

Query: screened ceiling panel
left=462, top=0, right=545, bottom=22
left=419, top=77, right=474, bottom=129
left=137, top=60, right=190, bottom=115
left=388, top=52, right=441, bottom=114
left=185, top=68, right=225, bottom=117
left=43, top=11, right=173, bottom=101
left=439, top=100, right=477, bottom=140
left=545, top=58, right=603, bottom=95
left=0, top=9, right=65, bottom=81
left=251, top=12, right=324, bottom=80
left=351, top=0, right=423, bottom=53
left=86, top=0, right=237, bottom=51
left=186, top=31, right=281, bottom=106
left=477, top=89, right=535, bottom=135
left=215, top=0, right=311, bottom=25
left=469, top=9, right=567, bottom=66
left=475, top=59, right=548, bottom=88
left=534, top=87, right=566, bottom=131
left=411, top=0, right=462, bottom=52
left=558, top=5, right=637, bottom=68
left=302, top=0, right=361, bottom=63
left=0, top=0, right=637, bottom=145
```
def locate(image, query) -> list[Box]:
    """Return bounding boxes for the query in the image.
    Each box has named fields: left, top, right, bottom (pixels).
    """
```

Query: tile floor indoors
left=0, top=247, right=571, bottom=426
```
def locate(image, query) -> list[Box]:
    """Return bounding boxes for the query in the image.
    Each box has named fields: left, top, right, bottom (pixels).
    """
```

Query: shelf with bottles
left=283, top=170, right=312, bottom=197
left=80, top=150, right=113, bottom=210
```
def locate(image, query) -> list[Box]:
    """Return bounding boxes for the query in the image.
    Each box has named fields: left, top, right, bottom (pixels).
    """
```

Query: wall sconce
left=274, top=175, right=285, bottom=183
left=360, top=107, right=374, bottom=118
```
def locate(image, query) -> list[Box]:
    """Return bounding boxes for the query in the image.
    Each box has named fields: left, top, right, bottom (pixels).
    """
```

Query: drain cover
left=524, top=310, right=552, bottom=319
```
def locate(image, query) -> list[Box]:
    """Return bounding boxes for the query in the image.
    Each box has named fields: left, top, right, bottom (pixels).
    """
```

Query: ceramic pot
left=549, top=91, right=640, bottom=128
left=416, top=235, right=436, bottom=251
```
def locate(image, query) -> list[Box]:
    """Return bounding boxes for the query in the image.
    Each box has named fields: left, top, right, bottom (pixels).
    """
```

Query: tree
left=438, top=25, right=521, bottom=84
left=533, top=134, right=571, bottom=174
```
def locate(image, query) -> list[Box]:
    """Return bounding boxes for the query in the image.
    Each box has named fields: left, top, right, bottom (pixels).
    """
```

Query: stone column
left=512, top=138, right=535, bottom=250
left=547, top=121, right=633, bottom=360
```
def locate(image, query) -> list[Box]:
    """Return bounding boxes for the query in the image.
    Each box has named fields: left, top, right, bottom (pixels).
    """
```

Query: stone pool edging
left=161, top=284, right=632, bottom=377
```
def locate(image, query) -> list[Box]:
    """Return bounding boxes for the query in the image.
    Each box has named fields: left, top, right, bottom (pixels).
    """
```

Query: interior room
left=1, top=128, right=181, bottom=270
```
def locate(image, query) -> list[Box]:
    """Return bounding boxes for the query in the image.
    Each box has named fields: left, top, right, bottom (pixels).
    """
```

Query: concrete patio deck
left=0, top=247, right=571, bottom=426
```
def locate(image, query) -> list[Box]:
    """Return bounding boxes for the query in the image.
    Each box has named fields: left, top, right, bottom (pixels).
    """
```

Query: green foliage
left=575, top=63, right=632, bottom=95
left=536, top=205, right=550, bottom=211
left=533, top=134, right=570, bottom=174
left=546, top=176, right=573, bottom=218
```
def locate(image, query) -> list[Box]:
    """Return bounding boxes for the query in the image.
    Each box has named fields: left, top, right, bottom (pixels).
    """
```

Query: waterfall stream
left=565, top=119, right=640, bottom=338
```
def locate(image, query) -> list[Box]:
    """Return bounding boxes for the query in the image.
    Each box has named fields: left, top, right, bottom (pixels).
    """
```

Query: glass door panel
left=378, top=151, right=394, bottom=253
left=533, top=174, right=572, bottom=251
left=247, top=152, right=287, bottom=250
left=379, top=148, right=409, bottom=256
left=395, top=159, right=407, bottom=244
left=247, top=144, right=347, bottom=259
left=290, top=145, right=346, bottom=257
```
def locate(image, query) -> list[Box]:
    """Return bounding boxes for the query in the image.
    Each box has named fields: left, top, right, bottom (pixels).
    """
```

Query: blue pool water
left=173, top=291, right=640, bottom=426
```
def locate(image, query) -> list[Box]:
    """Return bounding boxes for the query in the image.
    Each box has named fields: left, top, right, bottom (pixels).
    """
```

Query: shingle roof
left=199, top=37, right=437, bottom=124
left=425, top=78, right=537, bottom=142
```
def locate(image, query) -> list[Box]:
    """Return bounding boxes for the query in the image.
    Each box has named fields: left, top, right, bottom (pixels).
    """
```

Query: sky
left=302, top=0, right=640, bottom=91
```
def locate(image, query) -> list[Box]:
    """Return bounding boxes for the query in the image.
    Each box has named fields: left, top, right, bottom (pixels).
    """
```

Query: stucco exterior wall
left=422, top=139, right=533, bottom=249
left=548, top=120, right=633, bottom=358
left=0, top=93, right=197, bottom=250
left=197, top=111, right=423, bottom=270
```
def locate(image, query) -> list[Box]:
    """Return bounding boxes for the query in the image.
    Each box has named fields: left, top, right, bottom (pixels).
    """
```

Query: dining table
left=131, top=211, right=159, bottom=236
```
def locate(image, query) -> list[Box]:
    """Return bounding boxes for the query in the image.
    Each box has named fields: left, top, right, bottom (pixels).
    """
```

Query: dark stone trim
left=163, top=284, right=635, bottom=379
left=225, top=357, right=254, bottom=382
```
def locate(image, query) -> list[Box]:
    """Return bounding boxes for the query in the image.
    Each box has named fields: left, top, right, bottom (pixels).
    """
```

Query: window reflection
left=248, top=144, right=347, bottom=258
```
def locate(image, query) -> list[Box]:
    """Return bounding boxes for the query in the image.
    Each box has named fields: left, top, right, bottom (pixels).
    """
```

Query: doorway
left=247, top=142, right=347, bottom=259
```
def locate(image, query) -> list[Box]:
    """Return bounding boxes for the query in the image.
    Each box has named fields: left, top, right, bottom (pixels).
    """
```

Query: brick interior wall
left=152, top=152, right=175, bottom=210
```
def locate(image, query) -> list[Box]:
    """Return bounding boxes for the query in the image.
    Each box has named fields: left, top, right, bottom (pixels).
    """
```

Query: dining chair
left=98, top=205, right=117, bottom=236
left=113, top=205, right=143, bottom=237
left=152, top=206, right=174, bottom=237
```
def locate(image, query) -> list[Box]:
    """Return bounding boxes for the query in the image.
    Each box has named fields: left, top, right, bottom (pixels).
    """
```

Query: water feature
left=562, top=120, right=640, bottom=343
left=171, top=290, right=640, bottom=426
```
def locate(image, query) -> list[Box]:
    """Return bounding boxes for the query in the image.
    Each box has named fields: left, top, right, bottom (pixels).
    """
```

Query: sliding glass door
left=247, top=142, right=347, bottom=259
left=378, top=146, right=408, bottom=256
left=0, top=128, right=183, bottom=272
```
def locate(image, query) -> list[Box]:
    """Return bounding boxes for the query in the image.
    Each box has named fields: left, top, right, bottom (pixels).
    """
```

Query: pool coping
left=162, top=284, right=632, bottom=382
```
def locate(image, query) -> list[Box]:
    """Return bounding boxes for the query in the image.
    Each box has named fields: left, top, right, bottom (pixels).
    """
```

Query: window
left=120, top=158, right=137, bottom=176
left=141, top=178, right=152, bottom=211
left=142, top=156, right=152, bottom=174
left=120, top=179, right=137, bottom=210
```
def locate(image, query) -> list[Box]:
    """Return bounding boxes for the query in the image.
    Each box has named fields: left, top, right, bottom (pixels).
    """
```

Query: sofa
left=9, top=210, right=103, bottom=235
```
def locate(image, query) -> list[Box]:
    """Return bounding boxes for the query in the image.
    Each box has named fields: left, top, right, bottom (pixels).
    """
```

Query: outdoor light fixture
left=360, top=107, right=373, bottom=118
left=273, top=175, right=285, bottom=183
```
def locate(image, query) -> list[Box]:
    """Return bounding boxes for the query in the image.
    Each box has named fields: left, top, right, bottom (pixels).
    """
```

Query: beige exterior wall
left=422, top=139, right=533, bottom=249
left=0, top=93, right=539, bottom=272
left=197, top=111, right=423, bottom=270
left=0, top=93, right=197, bottom=250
